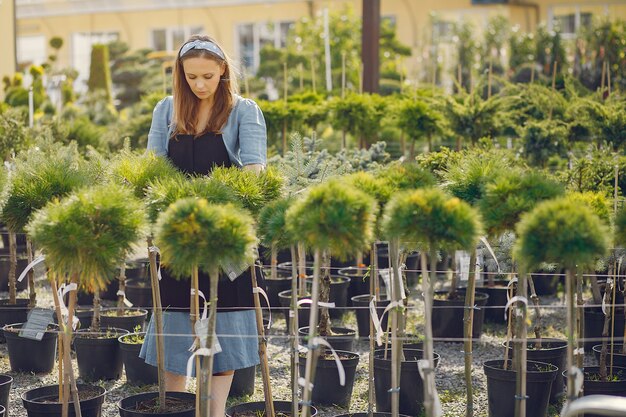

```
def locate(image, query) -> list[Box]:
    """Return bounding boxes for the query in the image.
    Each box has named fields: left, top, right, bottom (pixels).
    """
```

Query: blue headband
left=179, top=40, right=226, bottom=60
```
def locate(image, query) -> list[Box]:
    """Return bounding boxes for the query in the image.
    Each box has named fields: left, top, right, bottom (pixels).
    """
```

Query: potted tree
left=0, top=140, right=90, bottom=337
left=154, top=198, right=255, bottom=417
left=381, top=187, right=481, bottom=417
left=286, top=179, right=376, bottom=414
left=513, top=197, right=610, bottom=415
left=24, top=184, right=146, bottom=417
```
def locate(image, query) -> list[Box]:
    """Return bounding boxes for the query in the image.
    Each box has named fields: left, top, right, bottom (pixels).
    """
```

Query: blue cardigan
left=146, top=95, right=267, bottom=167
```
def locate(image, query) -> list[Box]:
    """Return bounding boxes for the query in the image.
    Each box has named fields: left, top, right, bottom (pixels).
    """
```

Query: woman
left=140, top=34, right=267, bottom=416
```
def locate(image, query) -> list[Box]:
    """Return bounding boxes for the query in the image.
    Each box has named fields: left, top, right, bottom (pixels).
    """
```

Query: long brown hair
left=172, top=35, right=240, bottom=136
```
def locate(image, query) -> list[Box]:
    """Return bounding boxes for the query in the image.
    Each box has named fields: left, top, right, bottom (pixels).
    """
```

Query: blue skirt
left=140, top=310, right=260, bottom=376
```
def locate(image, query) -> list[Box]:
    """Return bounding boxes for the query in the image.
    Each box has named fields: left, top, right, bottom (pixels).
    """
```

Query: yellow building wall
left=0, top=0, right=17, bottom=100
left=13, top=0, right=626, bottom=83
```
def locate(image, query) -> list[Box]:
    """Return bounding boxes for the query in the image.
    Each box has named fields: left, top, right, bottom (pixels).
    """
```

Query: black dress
left=159, top=132, right=263, bottom=312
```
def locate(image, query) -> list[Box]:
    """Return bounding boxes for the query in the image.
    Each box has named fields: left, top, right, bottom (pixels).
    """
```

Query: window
left=71, top=31, right=119, bottom=92
left=236, top=20, right=295, bottom=73
left=553, top=12, right=592, bottom=36
left=17, top=35, right=46, bottom=67
left=150, top=26, right=205, bottom=51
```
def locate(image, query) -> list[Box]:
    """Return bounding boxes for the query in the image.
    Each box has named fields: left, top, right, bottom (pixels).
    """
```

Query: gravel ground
left=0, top=270, right=598, bottom=417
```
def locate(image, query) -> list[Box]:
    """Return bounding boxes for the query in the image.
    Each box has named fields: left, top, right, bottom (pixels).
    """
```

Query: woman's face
left=182, top=56, right=225, bottom=101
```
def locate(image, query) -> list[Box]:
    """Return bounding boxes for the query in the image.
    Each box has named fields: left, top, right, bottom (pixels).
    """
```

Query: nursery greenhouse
left=1, top=1, right=626, bottom=417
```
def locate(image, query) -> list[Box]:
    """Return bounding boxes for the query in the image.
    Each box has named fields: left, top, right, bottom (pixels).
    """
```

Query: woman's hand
left=243, top=164, right=264, bottom=174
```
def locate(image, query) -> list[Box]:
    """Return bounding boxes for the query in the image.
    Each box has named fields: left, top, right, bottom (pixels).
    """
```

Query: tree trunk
left=463, top=250, right=477, bottom=417
left=298, top=243, right=307, bottom=297
left=419, top=248, right=438, bottom=417
left=599, top=278, right=613, bottom=381
left=271, top=244, right=277, bottom=280
left=318, top=251, right=332, bottom=337
left=203, top=266, right=221, bottom=417
left=117, top=262, right=127, bottom=316
left=64, top=274, right=83, bottom=417
left=389, top=239, right=403, bottom=417
left=27, top=239, right=36, bottom=308
left=8, top=232, right=16, bottom=304
left=192, top=266, right=203, bottom=417
left=514, top=271, right=528, bottom=417
left=91, top=288, right=101, bottom=333
left=301, top=249, right=322, bottom=417
left=368, top=242, right=378, bottom=417
left=565, top=269, right=578, bottom=404
left=576, top=271, right=584, bottom=369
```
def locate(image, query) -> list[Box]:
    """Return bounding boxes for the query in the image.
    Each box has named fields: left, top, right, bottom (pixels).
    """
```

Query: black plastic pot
left=581, top=366, right=626, bottom=417
left=0, top=374, right=12, bottom=416
left=4, top=322, right=58, bottom=373
left=277, top=261, right=313, bottom=276
left=264, top=275, right=291, bottom=319
left=77, top=281, right=118, bottom=305
left=125, top=280, right=153, bottom=309
left=53, top=307, right=94, bottom=332
left=118, top=332, right=158, bottom=386
left=431, top=290, right=489, bottom=341
left=0, top=229, right=26, bottom=247
left=226, top=400, right=317, bottom=417
left=0, top=298, right=31, bottom=342
left=305, top=276, right=350, bottom=319
left=298, top=350, right=359, bottom=407
left=100, top=308, right=148, bottom=332
left=118, top=391, right=195, bottom=417
left=331, top=253, right=371, bottom=271
left=373, top=348, right=440, bottom=416
left=74, top=327, right=128, bottom=381
left=230, top=365, right=256, bottom=397
left=351, top=294, right=390, bottom=338
left=0, top=404, right=4, bottom=416
left=532, top=272, right=560, bottom=296
left=278, top=289, right=310, bottom=331
left=584, top=306, right=625, bottom=351
left=504, top=338, right=567, bottom=404
left=478, top=280, right=510, bottom=324
left=339, top=267, right=373, bottom=306
left=483, top=359, right=557, bottom=417
left=592, top=344, right=626, bottom=368
left=22, top=384, right=106, bottom=417
left=298, top=326, right=356, bottom=352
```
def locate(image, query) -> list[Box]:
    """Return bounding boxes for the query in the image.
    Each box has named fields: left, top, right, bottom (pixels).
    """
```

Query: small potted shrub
left=25, top=184, right=146, bottom=417
left=286, top=179, right=376, bottom=414
left=382, top=187, right=481, bottom=417
left=510, top=197, right=610, bottom=416
left=118, top=326, right=158, bottom=386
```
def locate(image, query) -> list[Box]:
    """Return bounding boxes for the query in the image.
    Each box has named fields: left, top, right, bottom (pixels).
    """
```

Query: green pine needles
left=108, top=149, right=180, bottom=199
left=2, top=142, right=91, bottom=232
left=155, top=198, right=256, bottom=278
left=378, top=162, right=435, bottom=192
left=478, top=170, right=564, bottom=237
left=257, top=197, right=295, bottom=251
left=515, top=197, right=609, bottom=271
left=211, top=166, right=284, bottom=215
left=286, top=179, right=376, bottom=260
left=341, top=171, right=393, bottom=207
left=27, top=185, right=147, bottom=290
left=382, top=187, right=482, bottom=251
left=442, top=149, right=511, bottom=205
left=145, top=175, right=238, bottom=225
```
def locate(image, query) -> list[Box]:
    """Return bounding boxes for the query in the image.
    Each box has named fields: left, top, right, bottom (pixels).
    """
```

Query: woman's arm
left=243, top=164, right=264, bottom=174
left=238, top=98, right=267, bottom=167
left=146, top=97, right=172, bottom=156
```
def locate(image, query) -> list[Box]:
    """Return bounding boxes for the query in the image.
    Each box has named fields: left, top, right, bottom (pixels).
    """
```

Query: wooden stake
left=300, top=249, right=322, bottom=417
left=368, top=242, right=378, bottom=417
left=419, top=248, right=438, bottom=417
left=551, top=61, right=558, bottom=91
left=251, top=264, right=275, bottom=417
left=65, top=274, right=83, bottom=417
left=298, top=63, right=304, bottom=91
left=204, top=266, right=221, bottom=417
left=283, top=62, right=288, bottom=103
left=192, top=267, right=203, bottom=417
left=457, top=64, right=463, bottom=90
left=117, top=262, right=127, bottom=316
left=600, top=60, right=607, bottom=96
left=607, top=60, right=612, bottom=96
left=565, top=269, right=577, bottom=404
left=297, top=243, right=307, bottom=297
left=147, top=238, right=166, bottom=409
